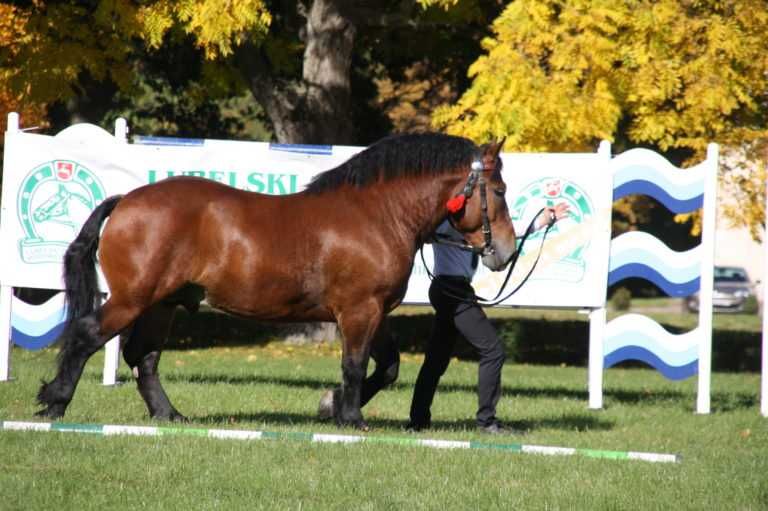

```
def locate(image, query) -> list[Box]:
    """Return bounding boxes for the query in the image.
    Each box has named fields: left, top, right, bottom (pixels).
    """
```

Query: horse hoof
left=346, top=419, right=370, bottom=431
left=170, top=412, right=188, bottom=423
left=317, top=388, right=341, bottom=420
left=335, top=417, right=370, bottom=431
left=34, top=404, right=65, bottom=419
left=151, top=409, right=188, bottom=422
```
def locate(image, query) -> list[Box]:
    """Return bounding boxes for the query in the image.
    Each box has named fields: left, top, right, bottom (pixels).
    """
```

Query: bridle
left=430, top=157, right=496, bottom=257
left=423, top=154, right=556, bottom=306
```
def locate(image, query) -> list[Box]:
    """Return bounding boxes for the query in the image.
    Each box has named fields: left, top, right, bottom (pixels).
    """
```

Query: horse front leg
left=334, top=301, right=383, bottom=430
left=318, top=318, right=400, bottom=420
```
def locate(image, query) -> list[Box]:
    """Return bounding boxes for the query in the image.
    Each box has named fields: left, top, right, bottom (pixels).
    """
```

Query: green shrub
left=495, top=320, right=520, bottom=361
left=742, top=295, right=759, bottom=314
left=611, top=287, right=632, bottom=311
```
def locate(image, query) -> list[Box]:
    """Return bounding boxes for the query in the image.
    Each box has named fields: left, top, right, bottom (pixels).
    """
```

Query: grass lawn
left=1, top=341, right=766, bottom=510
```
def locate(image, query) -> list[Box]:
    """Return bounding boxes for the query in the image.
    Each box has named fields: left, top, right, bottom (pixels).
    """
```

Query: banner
left=0, top=123, right=612, bottom=307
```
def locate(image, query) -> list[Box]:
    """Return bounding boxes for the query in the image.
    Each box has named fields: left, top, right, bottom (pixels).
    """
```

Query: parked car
left=686, top=266, right=756, bottom=313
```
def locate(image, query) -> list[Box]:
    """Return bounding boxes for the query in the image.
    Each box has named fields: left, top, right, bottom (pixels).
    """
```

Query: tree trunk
left=252, top=0, right=357, bottom=145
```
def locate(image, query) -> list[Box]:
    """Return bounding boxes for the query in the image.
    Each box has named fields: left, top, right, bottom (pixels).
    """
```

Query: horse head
left=33, top=185, right=73, bottom=223
left=32, top=185, right=92, bottom=230
left=445, top=138, right=517, bottom=271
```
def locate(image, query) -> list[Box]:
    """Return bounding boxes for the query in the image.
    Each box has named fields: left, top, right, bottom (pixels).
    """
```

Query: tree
left=720, top=140, right=768, bottom=241
left=0, top=4, right=48, bottom=160
left=0, top=0, right=501, bottom=145
left=432, top=0, right=768, bottom=235
left=232, top=0, right=503, bottom=144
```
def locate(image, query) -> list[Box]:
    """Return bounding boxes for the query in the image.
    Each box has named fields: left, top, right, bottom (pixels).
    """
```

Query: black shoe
left=405, top=420, right=430, bottom=432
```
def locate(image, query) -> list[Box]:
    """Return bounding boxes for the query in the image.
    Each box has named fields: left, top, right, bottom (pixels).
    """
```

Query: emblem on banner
left=510, top=177, right=594, bottom=283
left=17, top=160, right=106, bottom=264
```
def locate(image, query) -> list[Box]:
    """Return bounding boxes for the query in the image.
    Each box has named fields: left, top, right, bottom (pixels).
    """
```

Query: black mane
left=305, top=133, right=479, bottom=194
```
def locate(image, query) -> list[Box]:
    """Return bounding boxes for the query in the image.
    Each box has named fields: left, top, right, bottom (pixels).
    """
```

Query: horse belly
left=203, top=278, right=333, bottom=322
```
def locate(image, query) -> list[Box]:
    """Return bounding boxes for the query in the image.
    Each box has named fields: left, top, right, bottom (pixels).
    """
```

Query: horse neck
left=365, top=173, right=463, bottom=248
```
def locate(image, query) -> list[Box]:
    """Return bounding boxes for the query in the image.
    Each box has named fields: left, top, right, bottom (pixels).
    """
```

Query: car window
left=714, top=267, right=748, bottom=283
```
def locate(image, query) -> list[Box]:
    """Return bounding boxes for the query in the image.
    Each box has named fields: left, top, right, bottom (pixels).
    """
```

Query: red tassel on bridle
left=446, top=194, right=466, bottom=213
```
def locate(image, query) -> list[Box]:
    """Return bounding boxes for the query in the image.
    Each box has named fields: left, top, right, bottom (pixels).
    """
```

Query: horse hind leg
left=122, top=301, right=185, bottom=421
left=36, top=299, right=141, bottom=418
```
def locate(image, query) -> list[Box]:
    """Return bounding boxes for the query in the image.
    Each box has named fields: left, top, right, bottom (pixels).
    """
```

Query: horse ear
left=481, top=137, right=506, bottom=164
left=496, top=136, right=507, bottom=154
left=488, top=137, right=506, bottom=158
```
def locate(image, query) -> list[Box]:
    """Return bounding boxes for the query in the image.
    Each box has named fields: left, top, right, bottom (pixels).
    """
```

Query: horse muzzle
left=481, top=241, right=516, bottom=272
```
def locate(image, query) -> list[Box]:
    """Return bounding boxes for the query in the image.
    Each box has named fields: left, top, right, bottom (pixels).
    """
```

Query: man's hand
left=536, top=202, right=569, bottom=230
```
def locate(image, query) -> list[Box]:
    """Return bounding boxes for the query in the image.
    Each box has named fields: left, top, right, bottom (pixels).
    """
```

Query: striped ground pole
left=1, top=420, right=680, bottom=464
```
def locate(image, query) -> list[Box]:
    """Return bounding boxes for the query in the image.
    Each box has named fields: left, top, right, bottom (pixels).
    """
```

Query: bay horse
left=36, top=133, right=517, bottom=429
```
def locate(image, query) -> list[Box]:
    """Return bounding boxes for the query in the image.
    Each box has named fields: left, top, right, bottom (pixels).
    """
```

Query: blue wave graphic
left=604, top=346, right=698, bottom=380
left=608, top=264, right=700, bottom=296
left=11, top=322, right=65, bottom=350
left=608, top=251, right=701, bottom=284
left=133, top=136, right=204, bottom=147
left=604, top=315, right=700, bottom=366
left=11, top=309, right=66, bottom=336
left=269, top=143, right=333, bottom=155
left=613, top=181, right=703, bottom=213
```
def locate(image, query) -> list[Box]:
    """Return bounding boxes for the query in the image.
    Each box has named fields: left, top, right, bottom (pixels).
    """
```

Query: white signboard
left=407, top=153, right=612, bottom=307
left=1, top=123, right=612, bottom=308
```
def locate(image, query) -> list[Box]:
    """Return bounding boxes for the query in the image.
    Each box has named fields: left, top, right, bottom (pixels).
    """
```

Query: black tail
left=62, top=195, right=123, bottom=329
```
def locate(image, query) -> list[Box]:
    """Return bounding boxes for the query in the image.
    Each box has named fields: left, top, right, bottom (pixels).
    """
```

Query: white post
left=696, top=143, right=718, bottom=414
left=102, top=292, right=119, bottom=386
left=761, top=179, right=768, bottom=417
left=114, top=117, right=128, bottom=143
left=588, top=307, right=606, bottom=409
left=587, top=139, right=613, bottom=410
left=0, top=286, right=13, bottom=381
left=102, top=337, right=120, bottom=386
left=7, top=111, right=19, bottom=132
left=1, top=114, right=20, bottom=381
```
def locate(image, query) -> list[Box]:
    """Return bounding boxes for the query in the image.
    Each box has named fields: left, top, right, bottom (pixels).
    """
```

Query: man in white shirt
left=407, top=203, right=568, bottom=434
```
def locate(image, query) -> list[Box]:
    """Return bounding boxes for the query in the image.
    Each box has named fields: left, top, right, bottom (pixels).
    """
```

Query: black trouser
left=409, top=276, right=506, bottom=427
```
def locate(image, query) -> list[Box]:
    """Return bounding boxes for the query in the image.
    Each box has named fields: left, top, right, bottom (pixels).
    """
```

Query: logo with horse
left=510, top=177, right=594, bottom=283
left=17, top=160, right=106, bottom=264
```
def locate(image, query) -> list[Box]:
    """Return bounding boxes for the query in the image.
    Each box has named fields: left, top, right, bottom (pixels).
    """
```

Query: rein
left=421, top=207, right=554, bottom=307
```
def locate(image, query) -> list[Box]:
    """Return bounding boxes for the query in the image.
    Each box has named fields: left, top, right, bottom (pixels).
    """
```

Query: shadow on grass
left=600, top=388, right=757, bottom=412
left=191, top=411, right=614, bottom=434
left=710, top=391, right=758, bottom=412
left=93, top=368, right=758, bottom=414
left=162, top=372, right=591, bottom=400
left=160, top=372, right=757, bottom=411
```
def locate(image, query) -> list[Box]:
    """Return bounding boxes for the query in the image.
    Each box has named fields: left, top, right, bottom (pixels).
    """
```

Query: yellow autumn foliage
left=433, top=0, right=768, bottom=236
left=0, top=1, right=271, bottom=107
left=0, top=4, right=47, bottom=133
left=138, top=0, right=271, bottom=59
left=435, top=0, right=768, bottom=156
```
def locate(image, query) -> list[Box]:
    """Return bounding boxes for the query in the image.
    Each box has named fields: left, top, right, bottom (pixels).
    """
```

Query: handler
left=407, top=203, right=569, bottom=434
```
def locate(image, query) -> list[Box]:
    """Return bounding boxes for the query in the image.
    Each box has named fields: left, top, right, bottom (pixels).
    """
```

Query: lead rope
left=420, top=208, right=553, bottom=307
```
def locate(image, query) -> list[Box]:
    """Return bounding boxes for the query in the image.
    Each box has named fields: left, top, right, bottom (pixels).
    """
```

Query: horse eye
left=493, top=188, right=506, bottom=198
